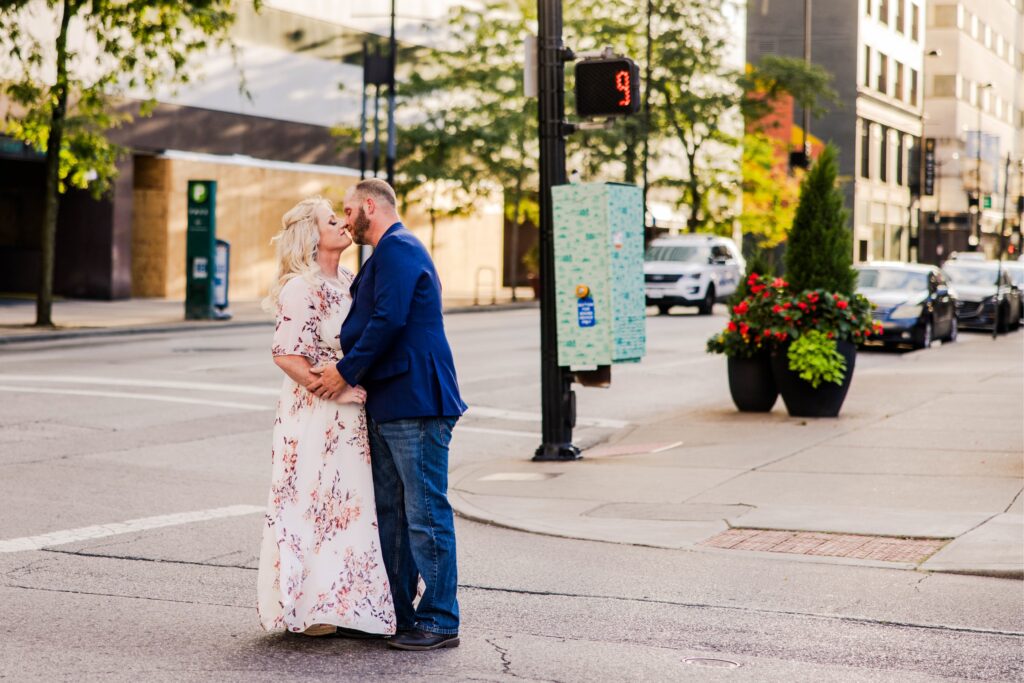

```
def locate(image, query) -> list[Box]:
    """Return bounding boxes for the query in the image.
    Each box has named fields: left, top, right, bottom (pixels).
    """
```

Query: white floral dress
left=257, top=269, right=396, bottom=634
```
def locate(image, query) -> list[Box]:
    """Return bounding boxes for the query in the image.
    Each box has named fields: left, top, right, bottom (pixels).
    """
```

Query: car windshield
left=644, top=245, right=709, bottom=263
left=943, top=265, right=998, bottom=286
left=857, top=268, right=929, bottom=291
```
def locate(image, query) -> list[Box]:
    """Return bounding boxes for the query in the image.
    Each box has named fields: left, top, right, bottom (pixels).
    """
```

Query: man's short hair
left=354, top=178, right=397, bottom=208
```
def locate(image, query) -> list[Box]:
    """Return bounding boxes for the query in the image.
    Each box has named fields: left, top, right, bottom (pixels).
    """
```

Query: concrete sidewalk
left=0, top=295, right=537, bottom=343
left=451, top=331, right=1024, bottom=579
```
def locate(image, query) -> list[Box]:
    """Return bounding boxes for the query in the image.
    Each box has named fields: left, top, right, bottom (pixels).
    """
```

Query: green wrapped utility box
left=552, top=182, right=646, bottom=369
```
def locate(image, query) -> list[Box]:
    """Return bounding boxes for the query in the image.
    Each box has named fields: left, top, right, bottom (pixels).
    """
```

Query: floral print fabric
left=257, top=270, right=396, bottom=634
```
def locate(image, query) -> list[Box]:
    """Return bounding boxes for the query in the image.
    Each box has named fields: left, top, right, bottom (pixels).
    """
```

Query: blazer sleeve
left=336, top=238, right=424, bottom=386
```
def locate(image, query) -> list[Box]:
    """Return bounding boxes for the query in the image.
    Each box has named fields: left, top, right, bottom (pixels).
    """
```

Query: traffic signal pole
left=534, top=0, right=580, bottom=461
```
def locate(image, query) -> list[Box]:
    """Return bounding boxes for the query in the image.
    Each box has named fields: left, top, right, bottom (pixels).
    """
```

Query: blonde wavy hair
left=262, top=196, right=332, bottom=312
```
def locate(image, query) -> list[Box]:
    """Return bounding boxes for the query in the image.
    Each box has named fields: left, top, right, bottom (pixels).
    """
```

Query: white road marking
left=650, top=440, right=685, bottom=453
left=0, top=505, right=265, bottom=553
left=466, top=406, right=628, bottom=429
left=0, top=375, right=279, bottom=396
left=0, top=386, right=269, bottom=411
left=0, top=375, right=629, bottom=428
left=457, top=426, right=541, bottom=439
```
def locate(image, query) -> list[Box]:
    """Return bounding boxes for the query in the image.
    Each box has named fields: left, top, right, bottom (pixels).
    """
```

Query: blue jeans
left=369, top=416, right=459, bottom=635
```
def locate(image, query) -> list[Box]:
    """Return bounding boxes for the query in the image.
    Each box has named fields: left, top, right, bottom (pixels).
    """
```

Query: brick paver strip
left=701, top=528, right=947, bottom=564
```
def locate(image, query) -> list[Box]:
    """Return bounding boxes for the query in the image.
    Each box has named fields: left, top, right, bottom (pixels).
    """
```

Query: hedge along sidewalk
left=0, top=296, right=538, bottom=344
left=450, top=331, right=1024, bottom=579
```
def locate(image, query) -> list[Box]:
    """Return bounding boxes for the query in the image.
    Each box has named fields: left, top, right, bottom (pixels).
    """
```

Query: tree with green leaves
left=784, top=144, right=856, bottom=295
left=0, top=0, right=244, bottom=326
left=645, top=0, right=741, bottom=232
left=739, top=132, right=799, bottom=251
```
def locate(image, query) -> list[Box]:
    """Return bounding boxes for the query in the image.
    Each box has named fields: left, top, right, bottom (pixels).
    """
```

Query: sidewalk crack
left=1002, top=488, right=1023, bottom=514
left=39, top=548, right=255, bottom=571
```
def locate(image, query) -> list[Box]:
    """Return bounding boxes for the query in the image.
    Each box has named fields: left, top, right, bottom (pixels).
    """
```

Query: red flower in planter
left=772, top=278, right=787, bottom=288
left=728, top=321, right=738, bottom=332
left=739, top=323, right=750, bottom=336
left=797, top=302, right=808, bottom=311
left=733, top=301, right=749, bottom=315
left=772, top=304, right=783, bottom=314
left=836, top=300, right=849, bottom=310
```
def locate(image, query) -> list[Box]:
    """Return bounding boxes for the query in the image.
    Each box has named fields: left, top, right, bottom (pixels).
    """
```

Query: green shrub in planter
left=786, top=330, right=846, bottom=388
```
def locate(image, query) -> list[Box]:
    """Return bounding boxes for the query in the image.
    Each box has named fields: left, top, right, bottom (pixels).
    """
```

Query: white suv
left=644, top=235, right=745, bottom=315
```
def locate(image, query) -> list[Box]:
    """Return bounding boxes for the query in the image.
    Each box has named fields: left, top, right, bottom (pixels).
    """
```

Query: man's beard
left=351, top=207, right=371, bottom=244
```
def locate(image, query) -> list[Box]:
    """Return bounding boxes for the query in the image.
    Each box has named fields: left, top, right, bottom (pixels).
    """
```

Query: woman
left=257, top=196, right=396, bottom=637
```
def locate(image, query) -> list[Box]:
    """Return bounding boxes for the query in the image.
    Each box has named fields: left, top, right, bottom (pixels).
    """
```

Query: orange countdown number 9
left=615, top=70, right=631, bottom=107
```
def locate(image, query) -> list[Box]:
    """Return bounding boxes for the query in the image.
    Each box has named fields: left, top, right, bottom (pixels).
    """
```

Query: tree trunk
left=686, top=148, right=701, bottom=232
left=508, top=129, right=527, bottom=303
left=428, top=183, right=438, bottom=257
left=36, top=0, right=73, bottom=327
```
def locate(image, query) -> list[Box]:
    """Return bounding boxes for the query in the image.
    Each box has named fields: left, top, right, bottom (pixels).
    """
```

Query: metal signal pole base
left=533, top=443, right=582, bottom=461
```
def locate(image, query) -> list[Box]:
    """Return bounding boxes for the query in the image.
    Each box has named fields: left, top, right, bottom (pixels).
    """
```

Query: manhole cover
left=683, top=657, right=740, bottom=669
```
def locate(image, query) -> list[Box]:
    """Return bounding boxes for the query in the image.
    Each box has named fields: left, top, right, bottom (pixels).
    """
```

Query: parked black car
left=942, top=261, right=1023, bottom=332
left=855, top=263, right=957, bottom=349
left=1002, top=261, right=1024, bottom=322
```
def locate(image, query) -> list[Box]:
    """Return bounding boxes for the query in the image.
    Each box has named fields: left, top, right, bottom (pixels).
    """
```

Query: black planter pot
left=771, top=340, right=857, bottom=418
left=727, top=355, right=778, bottom=412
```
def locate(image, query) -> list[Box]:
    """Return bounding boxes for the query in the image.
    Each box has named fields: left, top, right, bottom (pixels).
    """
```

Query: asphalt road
left=1, top=306, right=1021, bottom=681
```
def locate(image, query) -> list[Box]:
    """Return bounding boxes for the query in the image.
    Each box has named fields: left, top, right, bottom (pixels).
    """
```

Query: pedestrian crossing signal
left=574, top=57, right=641, bottom=118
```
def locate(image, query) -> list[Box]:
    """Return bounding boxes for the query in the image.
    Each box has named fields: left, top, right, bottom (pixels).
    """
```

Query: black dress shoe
left=387, top=628, right=460, bottom=651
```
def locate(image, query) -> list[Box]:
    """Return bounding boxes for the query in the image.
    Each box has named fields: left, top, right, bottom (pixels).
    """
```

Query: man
left=308, top=178, right=467, bottom=651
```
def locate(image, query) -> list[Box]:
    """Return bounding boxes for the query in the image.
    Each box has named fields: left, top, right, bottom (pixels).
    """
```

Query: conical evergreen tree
left=784, top=145, right=856, bottom=295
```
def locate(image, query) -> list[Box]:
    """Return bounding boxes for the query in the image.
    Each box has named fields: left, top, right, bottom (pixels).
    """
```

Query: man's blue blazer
left=337, top=223, right=467, bottom=423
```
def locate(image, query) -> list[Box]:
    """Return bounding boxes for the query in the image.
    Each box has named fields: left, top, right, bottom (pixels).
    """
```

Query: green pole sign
left=185, top=180, right=217, bottom=320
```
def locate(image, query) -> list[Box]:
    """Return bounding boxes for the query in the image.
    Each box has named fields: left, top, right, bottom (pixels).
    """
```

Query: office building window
left=894, top=61, right=904, bottom=101
left=860, top=121, right=871, bottom=179
left=895, top=0, right=905, bottom=33
left=879, top=126, right=888, bottom=183
left=879, top=0, right=889, bottom=24
left=864, top=45, right=872, bottom=85
left=932, top=74, right=956, bottom=97
left=909, top=68, right=919, bottom=105
left=896, top=134, right=904, bottom=186
left=983, top=24, right=991, bottom=48
left=911, top=3, right=920, bottom=40
left=865, top=0, right=872, bottom=16
left=932, top=5, right=957, bottom=27
left=877, top=53, right=888, bottom=94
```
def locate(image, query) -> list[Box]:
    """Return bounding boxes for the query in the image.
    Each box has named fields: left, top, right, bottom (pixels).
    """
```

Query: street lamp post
left=971, top=82, right=993, bottom=251
left=533, top=0, right=580, bottom=461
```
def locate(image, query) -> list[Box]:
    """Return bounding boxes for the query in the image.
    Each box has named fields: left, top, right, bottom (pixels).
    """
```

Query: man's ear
left=364, top=196, right=376, bottom=217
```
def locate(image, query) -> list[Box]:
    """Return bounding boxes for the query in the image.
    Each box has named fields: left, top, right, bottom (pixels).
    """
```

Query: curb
left=0, top=301, right=539, bottom=346
left=448, top=467, right=1022, bottom=581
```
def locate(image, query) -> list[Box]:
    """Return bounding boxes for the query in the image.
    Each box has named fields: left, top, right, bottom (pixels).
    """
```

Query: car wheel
left=914, top=319, right=933, bottom=349
left=945, top=316, right=958, bottom=343
left=657, top=304, right=672, bottom=316
left=697, top=285, right=715, bottom=315
left=997, top=304, right=1009, bottom=333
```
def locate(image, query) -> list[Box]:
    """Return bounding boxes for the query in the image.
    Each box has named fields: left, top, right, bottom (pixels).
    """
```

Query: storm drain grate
left=701, top=528, right=948, bottom=564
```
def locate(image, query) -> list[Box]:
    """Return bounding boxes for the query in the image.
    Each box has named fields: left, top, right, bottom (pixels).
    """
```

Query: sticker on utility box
left=192, top=257, right=209, bottom=279
left=577, top=296, right=596, bottom=328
